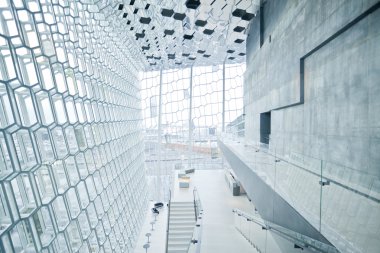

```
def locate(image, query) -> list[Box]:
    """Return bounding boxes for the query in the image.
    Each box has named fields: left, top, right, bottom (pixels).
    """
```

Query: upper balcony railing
left=233, top=208, right=340, bottom=253
left=219, top=126, right=380, bottom=253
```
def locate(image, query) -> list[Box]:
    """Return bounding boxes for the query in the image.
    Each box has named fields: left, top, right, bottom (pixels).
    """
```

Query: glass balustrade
left=221, top=132, right=380, bottom=253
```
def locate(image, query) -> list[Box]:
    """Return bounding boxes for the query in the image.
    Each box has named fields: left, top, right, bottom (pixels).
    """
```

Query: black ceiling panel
left=140, top=17, right=151, bottom=24
left=164, top=29, right=175, bottom=35
left=195, top=20, right=207, bottom=27
left=161, top=8, right=174, bottom=17
left=233, top=26, right=245, bottom=32
left=173, top=13, right=186, bottom=21
left=183, top=34, right=194, bottom=40
left=242, top=12, right=255, bottom=21
left=203, top=29, right=214, bottom=35
left=186, top=0, right=201, bottom=9
left=232, top=9, right=246, bottom=17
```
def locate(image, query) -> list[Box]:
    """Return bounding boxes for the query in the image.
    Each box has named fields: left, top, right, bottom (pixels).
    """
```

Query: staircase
left=167, top=201, right=196, bottom=253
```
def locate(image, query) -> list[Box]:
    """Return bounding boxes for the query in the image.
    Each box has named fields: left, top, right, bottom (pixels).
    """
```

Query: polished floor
left=134, top=168, right=255, bottom=253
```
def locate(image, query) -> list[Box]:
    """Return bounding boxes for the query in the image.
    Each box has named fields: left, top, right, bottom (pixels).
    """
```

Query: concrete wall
left=244, top=0, right=380, bottom=252
left=245, top=0, right=380, bottom=177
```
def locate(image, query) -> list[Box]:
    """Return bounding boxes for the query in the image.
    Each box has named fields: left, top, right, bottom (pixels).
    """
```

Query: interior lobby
left=0, top=0, right=379, bottom=253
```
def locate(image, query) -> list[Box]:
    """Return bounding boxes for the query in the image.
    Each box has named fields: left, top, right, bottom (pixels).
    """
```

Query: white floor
left=134, top=169, right=255, bottom=253
left=133, top=201, right=168, bottom=253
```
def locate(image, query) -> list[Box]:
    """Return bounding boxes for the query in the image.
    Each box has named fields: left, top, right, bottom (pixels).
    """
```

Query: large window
left=141, top=64, right=245, bottom=200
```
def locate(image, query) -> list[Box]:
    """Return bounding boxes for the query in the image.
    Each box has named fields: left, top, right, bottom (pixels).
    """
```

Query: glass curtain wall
left=0, top=1, right=148, bottom=252
left=141, top=63, right=245, bottom=201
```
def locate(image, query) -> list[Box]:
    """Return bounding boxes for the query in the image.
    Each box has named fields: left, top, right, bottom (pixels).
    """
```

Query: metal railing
left=220, top=132, right=380, bottom=253
left=233, top=208, right=340, bottom=253
left=193, top=187, right=202, bottom=221
left=165, top=189, right=171, bottom=253
left=188, top=187, right=203, bottom=253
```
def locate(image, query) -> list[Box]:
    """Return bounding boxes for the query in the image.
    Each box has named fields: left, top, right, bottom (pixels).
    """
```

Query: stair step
left=171, top=202, right=193, bottom=205
left=170, top=225, right=195, bottom=231
left=167, top=245, right=188, bottom=253
left=170, top=206, right=194, bottom=210
left=169, top=230, right=194, bottom=236
left=170, top=221, right=196, bottom=226
left=170, top=215, right=195, bottom=219
left=168, top=241, right=191, bottom=247
left=168, top=235, right=193, bottom=241
left=170, top=213, right=195, bottom=216
left=170, top=209, right=194, bottom=213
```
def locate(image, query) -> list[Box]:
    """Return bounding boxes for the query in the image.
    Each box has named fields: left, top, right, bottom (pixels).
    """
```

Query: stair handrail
left=165, top=189, right=171, bottom=253
left=188, top=188, right=203, bottom=253
left=193, top=187, right=202, bottom=221
left=232, top=208, right=340, bottom=253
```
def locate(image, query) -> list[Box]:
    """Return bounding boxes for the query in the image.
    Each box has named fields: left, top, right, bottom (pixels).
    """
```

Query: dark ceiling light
left=133, top=8, right=138, bottom=14
left=233, top=26, right=245, bottom=32
left=186, top=0, right=201, bottom=9
left=232, top=8, right=246, bottom=17
left=145, top=4, right=150, bottom=9
left=130, top=27, right=134, bottom=30
left=118, top=4, right=124, bottom=10
left=234, top=39, right=244, bottom=43
left=242, top=12, right=255, bottom=21
left=189, top=56, right=196, bottom=60
left=173, top=13, right=186, bottom=21
left=195, top=19, right=207, bottom=27
left=183, top=34, right=194, bottom=40
left=150, top=62, right=156, bottom=66
left=142, top=46, right=150, bottom=51
left=136, top=32, right=145, bottom=39
left=168, top=53, right=175, bottom=59
left=154, top=56, right=161, bottom=60
left=146, top=55, right=154, bottom=59
left=130, top=0, right=135, bottom=5
left=140, top=17, right=151, bottom=24
left=127, top=20, right=131, bottom=25
left=203, top=29, right=214, bottom=35
left=197, top=50, right=205, bottom=54
left=175, top=62, right=182, bottom=65
left=227, top=49, right=235, bottom=53
left=239, top=53, right=246, bottom=56
left=203, top=54, right=210, bottom=58
left=182, top=53, right=190, bottom=57
left=164, top=29, right=175, bottom=35
left=228, top=57, right=235, bottom=60
left=161, top=8, right=174, bottom=17
left=122, top=13, right=128, bottom=18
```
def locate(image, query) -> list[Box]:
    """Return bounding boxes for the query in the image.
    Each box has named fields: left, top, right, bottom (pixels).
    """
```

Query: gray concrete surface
left=243, top=1, right=380, bottom=252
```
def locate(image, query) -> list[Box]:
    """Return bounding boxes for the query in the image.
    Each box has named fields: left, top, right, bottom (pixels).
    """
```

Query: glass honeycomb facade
left=0, top=0, right=148, bottom=252
left=140, top=64, right=245, bottom=200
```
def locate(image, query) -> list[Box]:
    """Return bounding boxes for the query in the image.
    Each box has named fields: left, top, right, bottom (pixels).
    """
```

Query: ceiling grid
left=114, top=0, right=260, bottom=69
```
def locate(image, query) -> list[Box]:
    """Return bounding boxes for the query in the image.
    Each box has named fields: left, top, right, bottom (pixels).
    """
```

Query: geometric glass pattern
left=0, top=1, right=148, bottom=252
left=141, top=63, right=244, bottom=200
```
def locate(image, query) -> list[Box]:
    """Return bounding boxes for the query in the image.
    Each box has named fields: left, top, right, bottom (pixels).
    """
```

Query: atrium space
left=0, top=1, right=379, bottom=253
